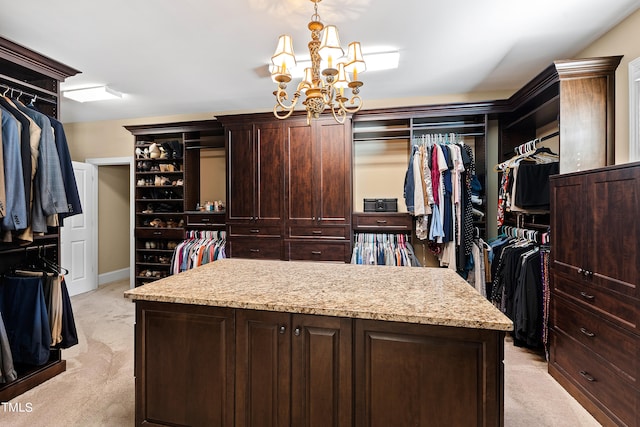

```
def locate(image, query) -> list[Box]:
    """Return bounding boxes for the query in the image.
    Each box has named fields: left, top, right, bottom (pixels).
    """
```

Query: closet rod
left=0, top=82, right=57, bottom=105
left=0, top=242, right=57, bottom=256
left=540, top=131, right=559, bottom=142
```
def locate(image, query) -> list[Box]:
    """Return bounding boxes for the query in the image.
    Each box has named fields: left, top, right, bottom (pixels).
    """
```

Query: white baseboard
left=99, top=267, right=130, bottom=285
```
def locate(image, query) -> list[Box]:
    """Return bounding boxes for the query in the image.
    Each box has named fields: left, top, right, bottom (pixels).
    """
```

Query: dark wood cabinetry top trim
left=125, top=119, right=223, bottom=135
left=0, top=36, right=80, bottom=81
left=505, top=56, right=622, bottom=114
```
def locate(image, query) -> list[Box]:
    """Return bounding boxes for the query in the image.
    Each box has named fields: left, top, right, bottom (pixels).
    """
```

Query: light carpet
left=2, top=279, right=601, bottom=426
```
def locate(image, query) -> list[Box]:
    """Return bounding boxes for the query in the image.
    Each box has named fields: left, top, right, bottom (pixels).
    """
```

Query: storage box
left=364, top=198, right=398, bottom=212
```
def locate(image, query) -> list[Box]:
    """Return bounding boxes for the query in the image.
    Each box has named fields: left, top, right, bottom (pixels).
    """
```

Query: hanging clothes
left=0, top=275, right=52, bottom=365
left=403, top=133, right=479, bottom=277
left=170, top=230, right=227, bottom=274
left=0, top=95, right=82, bottom=243
left=351, top=233, right=420, bottom=267
left=495, top=139, right=559, bottom=227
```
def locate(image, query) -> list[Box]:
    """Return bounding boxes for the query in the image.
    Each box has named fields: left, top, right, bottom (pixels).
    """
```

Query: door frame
left=86, top=156, right=135, bottom=289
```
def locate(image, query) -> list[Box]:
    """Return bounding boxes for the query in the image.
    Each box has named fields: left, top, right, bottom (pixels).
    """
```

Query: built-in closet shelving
left=0, top=36, right=80, bottom=401
left=126, top=120, right=225, bottom=287
left=352, top=104, right=490, bottom=237
left=496, top=56, right=621, bottom=233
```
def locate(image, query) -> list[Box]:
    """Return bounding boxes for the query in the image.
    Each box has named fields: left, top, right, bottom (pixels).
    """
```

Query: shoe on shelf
left=149, top=143, right=161, bottom=159
left=173, top=179, right=183, bottom=186
left=135, top=147, right=144, bottom=159
left=137, top=179, right=146, bottom=186
left=142, top=204, right=154, bottom=214
left=149, top=218, right=166, bottom=228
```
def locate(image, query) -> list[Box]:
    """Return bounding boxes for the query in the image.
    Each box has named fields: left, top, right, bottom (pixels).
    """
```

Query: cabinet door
left=135, top=302, right=234, bottom=427
left=236, top=310, right=291, bottom=427
left=291, top=315, right=352, bottom=427
left=354, top=319, right=504, bottom=427
left=315, top=119, right=351, bottom=226
left=286, top=119, right=315, bottom=224
left=586, top=166, right=640, bottom=298
left=227, top=124, right=256, bottom=221
left=255, top=121, right=285, bottom=224
left=550, top=174, right=586, bottom=277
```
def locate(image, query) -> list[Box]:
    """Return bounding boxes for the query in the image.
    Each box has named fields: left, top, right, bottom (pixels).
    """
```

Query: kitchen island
left=125, top=258, right=512, bottom=427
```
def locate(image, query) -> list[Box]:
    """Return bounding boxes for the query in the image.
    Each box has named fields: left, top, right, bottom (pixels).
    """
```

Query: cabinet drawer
left=352, top=213, right=412, bottom=231
left=553, top=273, right=639, bottom=334
left=136, top=227, right=185, bottom=239
left=286, top=241, right=350, bottom=262
left=550, top=330, right=639, bottom=427
left=228, top=238, right=282, bottom=259
left=287, top=226, right=349, bottom=239
left=552, top=295, right=638, bottom=385
left=185, top=212, right=225, bottom=226
left=228, top=224, right=282, bottom=237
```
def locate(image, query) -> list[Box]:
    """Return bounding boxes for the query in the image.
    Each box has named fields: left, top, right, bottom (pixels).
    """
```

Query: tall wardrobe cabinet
left=220, top=117, right=285, bottom=260
left=219, top=112, right=352, bottom=262
left=549, top=162, right=640, bottom=426
left=285, top=116, right=352, bottom=263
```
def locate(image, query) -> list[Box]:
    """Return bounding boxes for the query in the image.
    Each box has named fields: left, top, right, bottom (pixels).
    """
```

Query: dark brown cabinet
left=133, top=301, right=506, bottom=427
left=285, top=117, right=352, bottom=262
left=135, top=301, right=235, bottom=427
left=235, top=310, right=352, bottom=427
left=354, top=319, right=504, bottom=427
left=549, top=162, right=640, bottom=426
left=220, top=113, right=351, bottom=262
left=222, top=119, right=285, bottom=259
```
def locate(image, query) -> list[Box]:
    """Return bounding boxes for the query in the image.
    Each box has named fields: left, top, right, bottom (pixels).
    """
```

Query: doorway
left=62, top=157, right=133, bottom=294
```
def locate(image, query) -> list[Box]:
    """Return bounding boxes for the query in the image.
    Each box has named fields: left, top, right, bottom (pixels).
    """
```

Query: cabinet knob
left=579, top=327, right=595, bottom=338
left=579, top=370, right=596, bottom=382
left=294, top=327, right=301, bottom=336
left=279, top=325, right=286, bottom=334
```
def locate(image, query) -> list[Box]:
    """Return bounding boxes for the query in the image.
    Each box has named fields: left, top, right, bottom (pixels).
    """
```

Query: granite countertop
left=124, top=258, right=513, bottom=331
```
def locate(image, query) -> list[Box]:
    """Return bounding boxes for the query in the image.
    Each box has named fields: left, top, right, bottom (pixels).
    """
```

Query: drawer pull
left=579, top=291, right=595, bottom=301
left=579, top=371, right=596, bottom=382
left=250, top=249, right=260, bottom=253
left=311, top=251, right=322, bottom=255
left=201, top=218, right=210, bottom=222
left=153, top=231, right=162, bottom=235
left=579, top=327, right=595, bottom=338
left=312, top=230, right=323, bottom=235
left=376, top=220, right=388, bottom=224
left=250, top=229, right=260, bottom=233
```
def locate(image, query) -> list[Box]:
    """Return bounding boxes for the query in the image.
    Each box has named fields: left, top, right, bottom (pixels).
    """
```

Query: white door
left=61, top=161, right=97, bottom=296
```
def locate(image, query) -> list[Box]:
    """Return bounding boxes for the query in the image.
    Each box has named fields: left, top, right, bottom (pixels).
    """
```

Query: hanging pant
left=0, top=276, right=52, bottom=365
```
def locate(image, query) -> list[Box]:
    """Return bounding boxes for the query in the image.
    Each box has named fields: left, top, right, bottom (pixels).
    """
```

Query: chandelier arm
left=274, top=104, right=296, bottom=120
left=329, top=102, right=347, bottom=124
left=338, top=94, right=364, bottom=114
left=274, top=86, right=301, bottom=110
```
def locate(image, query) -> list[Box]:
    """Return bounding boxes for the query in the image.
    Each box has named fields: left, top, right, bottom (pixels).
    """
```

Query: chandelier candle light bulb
left=270, top=0, right=365, bottom=125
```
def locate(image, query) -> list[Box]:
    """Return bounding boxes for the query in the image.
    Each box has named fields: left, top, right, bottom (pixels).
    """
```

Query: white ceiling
left=1, top=0, right=639, bottom=123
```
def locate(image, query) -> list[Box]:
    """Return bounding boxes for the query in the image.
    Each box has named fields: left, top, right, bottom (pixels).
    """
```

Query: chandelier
left=270, top=0, right=366, bottom=125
